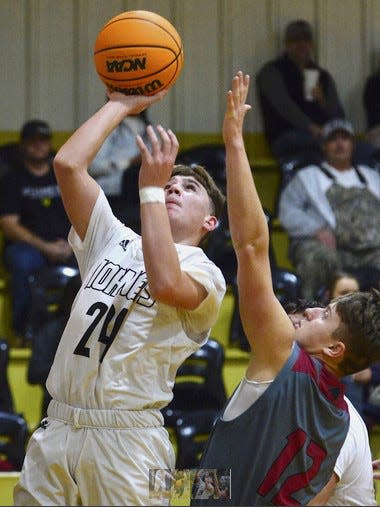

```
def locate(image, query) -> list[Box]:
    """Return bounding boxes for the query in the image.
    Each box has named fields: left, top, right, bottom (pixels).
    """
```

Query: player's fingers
left=237, top=71, right=249, bottom=105
left=167, top=129, right=179, bottom=159
left=237, top=71, right=244, bottom=102
left=225, top=90, right=235, bottom=119
left=156, top=125, right=171, bottom=157
left=231, top=76, right=240, bottom=108
left=241, top=74, right=250, bottom=103
left=146, top=125, right=161, bottom=156
left=136, top=134, right=151, bottom=158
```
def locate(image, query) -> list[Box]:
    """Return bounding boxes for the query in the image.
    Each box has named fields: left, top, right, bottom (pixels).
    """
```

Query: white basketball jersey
left=46, top=191, right=226, bottom=410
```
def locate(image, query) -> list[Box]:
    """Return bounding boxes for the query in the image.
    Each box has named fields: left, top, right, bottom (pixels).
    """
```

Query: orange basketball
left=94, top=10, right=184, bottom=96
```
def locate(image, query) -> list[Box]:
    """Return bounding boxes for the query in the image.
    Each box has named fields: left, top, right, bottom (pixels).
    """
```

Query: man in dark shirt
left=0, top=120, right=74, bottom=341
left=363, top=69, right=380, bottom=152
left=256, top=19, right=345, bottom=168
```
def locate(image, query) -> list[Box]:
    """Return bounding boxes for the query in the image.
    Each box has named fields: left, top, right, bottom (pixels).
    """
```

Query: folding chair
left=0, top=411, right=28, bottom=470
left=174, top=411, right=218, bottom=469
left=0, top=339, right=14, bottom=413
left=162, top=338, right=226, bottom=429
left=25, top=265, right=79, bottom=343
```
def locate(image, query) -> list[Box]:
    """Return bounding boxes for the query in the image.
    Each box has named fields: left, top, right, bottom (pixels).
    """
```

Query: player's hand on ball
left=106, top=88, right=168, bottom=116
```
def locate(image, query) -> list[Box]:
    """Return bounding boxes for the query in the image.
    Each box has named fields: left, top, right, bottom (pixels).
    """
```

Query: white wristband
left=139, top=186, right=165, bottom=204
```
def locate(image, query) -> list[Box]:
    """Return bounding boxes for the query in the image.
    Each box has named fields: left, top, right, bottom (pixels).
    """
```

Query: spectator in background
left=0, top=141, right=22, bottom=178
left=318, top=270, right=360, bottom=305
left=329, top=271, right=360, bottom=298
left=372, top=459, right=380, bottom=480
left=360, top=365, right=380, bottom=432
left=256, top=19, right=345, bottom=171
left=0, top=120, right=74, bottom=344
left=278, top=118, right=380, bottom=300
left=0, top=125, right=56, bottom=179
left=88, top=107, right=150, bottom=224
left=363, top=66, right=380, bottom=154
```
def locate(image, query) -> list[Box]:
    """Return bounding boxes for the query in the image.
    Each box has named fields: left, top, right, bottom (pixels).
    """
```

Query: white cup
left=303, top=69, right=320, bottom=101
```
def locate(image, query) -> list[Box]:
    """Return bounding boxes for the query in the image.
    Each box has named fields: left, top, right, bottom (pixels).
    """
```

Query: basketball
left=94, top=10, right=184, bottom=96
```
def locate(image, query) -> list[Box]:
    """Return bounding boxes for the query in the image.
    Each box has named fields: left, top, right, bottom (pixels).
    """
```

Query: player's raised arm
left=53, top=90, right=166, bottom=240
left=223, top=71, right=294, bottom=371
left=137, top=126, right=219, bottom=310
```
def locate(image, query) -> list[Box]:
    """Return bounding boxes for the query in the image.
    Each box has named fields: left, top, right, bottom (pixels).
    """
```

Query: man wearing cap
left=256, top=19, right=345, bottom=169
left=278, top=118, right=380, bottom=300
left=0, top=120, right=74, bottom=343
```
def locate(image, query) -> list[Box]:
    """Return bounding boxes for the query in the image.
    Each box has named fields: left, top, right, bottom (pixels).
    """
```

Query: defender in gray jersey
left=192, top=72, right=380, bottom=506
left=14, top=90, right=226, bottom=506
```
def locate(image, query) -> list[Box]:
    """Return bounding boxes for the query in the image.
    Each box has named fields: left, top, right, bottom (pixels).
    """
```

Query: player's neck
left=314, top=353, right=342, bottom=378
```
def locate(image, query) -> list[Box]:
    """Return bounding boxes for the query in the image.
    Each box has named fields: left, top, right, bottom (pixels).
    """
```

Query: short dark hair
left=171, top=164, right=226, bottom=220
left=333, top=289, right=380, bottom=375
left=284, top=19, right=313, bottom=42
left=21, top=120, right=52, bottom=141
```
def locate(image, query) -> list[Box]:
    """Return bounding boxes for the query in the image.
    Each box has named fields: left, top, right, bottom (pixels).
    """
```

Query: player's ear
left=323, top=341, right=345, bottom=360
left=204, top=215, right=218, bottom=233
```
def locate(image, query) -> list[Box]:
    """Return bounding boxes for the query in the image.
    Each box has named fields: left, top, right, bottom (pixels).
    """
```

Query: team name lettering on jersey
left=86, top=259, right=154, bottom=307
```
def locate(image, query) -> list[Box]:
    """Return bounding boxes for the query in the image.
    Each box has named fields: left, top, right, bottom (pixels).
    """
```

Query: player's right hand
left=106, top=88, right=168, bottom=116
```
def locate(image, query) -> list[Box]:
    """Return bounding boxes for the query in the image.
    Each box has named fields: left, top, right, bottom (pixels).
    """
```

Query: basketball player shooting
left=192, top=71, right=380, bottom=506
left=13, top=88, right=226, bottom=506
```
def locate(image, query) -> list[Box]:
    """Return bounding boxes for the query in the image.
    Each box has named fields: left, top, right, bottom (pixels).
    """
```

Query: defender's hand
left=223, top=71, right=251, bottom=144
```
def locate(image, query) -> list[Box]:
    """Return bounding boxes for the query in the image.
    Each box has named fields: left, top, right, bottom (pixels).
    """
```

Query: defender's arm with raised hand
left=223, top=72, right=294, bottom=374
left=53, top=90, right=167, bottom=241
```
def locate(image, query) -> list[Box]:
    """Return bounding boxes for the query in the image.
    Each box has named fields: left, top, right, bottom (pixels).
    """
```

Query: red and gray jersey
left=192, top=343, right=349, bottom=506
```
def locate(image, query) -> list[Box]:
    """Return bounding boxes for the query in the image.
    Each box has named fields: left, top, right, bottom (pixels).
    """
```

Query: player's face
left=164, top=175, right=214, bottom=240
left=291, top=303, right=342, bottom=353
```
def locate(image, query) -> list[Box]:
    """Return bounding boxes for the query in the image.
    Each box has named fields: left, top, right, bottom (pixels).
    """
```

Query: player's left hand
left=137, top=125, right=179, bottom=188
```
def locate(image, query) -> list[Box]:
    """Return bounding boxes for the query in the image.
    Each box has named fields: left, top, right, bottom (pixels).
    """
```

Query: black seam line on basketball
left=97, top=58, right=180, bottom=84
left=94, top=44, right=182, bottom=56
left=102, top=17, right=181, bottom=51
